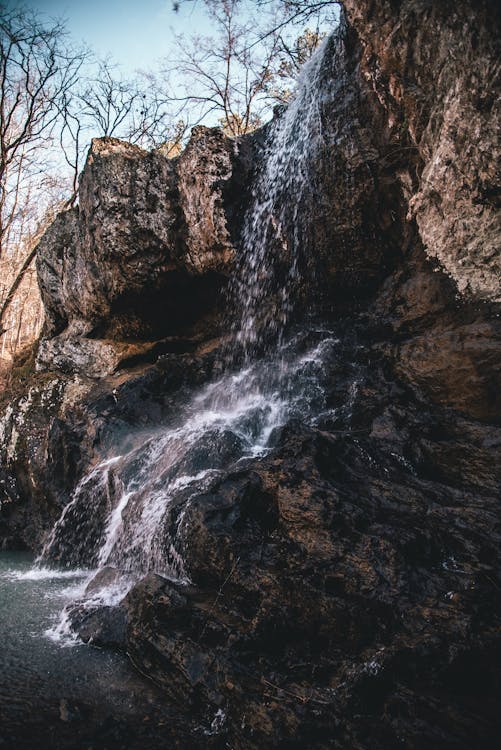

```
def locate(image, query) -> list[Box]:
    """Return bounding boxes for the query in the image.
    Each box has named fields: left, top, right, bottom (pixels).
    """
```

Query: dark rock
left=69, top=603, right=127, bottom=649
left=0, top=375, right=91, bottom=549
left=114, top=15, right=501, bottom=725
left=125, top=393, right=501, bottom=748
left=59, top=698, right=81, bottom=723
left=394, top=319, right=501, bottom=421
left=34, top=129, right=252, bottom=378
left=36, top=132, right=238, bottom=341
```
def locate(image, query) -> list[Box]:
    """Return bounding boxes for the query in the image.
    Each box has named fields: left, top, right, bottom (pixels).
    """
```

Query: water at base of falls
left=0, top=551, right=175, bottom=750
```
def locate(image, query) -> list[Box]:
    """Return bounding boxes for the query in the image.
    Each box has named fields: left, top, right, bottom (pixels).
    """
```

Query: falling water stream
left=1, top=36, right=346, bottom=746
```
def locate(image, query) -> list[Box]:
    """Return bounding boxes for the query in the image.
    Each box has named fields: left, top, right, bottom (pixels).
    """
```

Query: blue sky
left=5, top=0, right=339, bottom=145
left=7, top=2, right=339, bottom=79
left=8, top=0, right=215, bottom=74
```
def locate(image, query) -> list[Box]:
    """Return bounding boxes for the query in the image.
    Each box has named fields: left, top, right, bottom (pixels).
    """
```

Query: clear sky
left=6, top=0, right=216, bottom=74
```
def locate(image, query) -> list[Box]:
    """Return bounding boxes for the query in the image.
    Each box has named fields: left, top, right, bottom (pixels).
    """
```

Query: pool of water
left=0, top=551, right=181, bottom=750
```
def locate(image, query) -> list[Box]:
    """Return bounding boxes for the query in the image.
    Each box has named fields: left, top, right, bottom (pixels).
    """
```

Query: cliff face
left=1, top=2, right=500, bottom=749
left=345, top=0, right=501, bottom=424
left=344, top=0, right=501, bottom=302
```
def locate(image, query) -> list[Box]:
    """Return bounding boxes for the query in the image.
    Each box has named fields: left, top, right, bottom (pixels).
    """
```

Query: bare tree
left=164, top=0, right=284, bottom=136
left=0, top=5, right=85, bottom=254
left=0, top=5, right=189, bottom=344
left=254, top=1, right=339, bottom=31
left=81, top=61, right=188, bottom=150
left=57, top=58, right=147, bottom=205
left=165, top=0, right=337, bottom=135
left=57, top=61, right=188, bottom=206
left=0, top=199, right=62, bottom=333
left=77, top=58, right=145, bottom=139
left=0, top=4, right=86, bottom=335
left=0, top=0, right=338, bottom=348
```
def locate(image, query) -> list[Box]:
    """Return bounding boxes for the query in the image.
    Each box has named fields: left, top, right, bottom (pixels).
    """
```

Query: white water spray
left=232, top=38, right=331, bottom=353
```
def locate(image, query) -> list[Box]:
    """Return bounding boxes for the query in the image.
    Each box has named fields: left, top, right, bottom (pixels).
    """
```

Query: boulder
left=124, top=403, right=501, bottom=748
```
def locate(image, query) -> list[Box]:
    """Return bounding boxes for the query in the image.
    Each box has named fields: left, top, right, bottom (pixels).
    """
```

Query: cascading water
left=38, top=37, right=344, bottom=630
left=231, top=37, right=330, bottom=354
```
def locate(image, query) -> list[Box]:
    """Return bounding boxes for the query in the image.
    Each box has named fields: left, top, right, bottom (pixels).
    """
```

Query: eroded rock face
left=343, top=0, right=501, bottom=302
left=38, top=131, right=240, bottom=337
left=372, top=243, right=501, bottom=422
left=332, top=0, right=501, bottom=421
left=0, top=374, right=93, bottom=548
left=177, top=127, right=235, bottom=273
left=38, top=140, right=177, bottom=337
left=110, top=4, right=500, bottom=747
left=122, top=349, right=501, bottom=749
left=395, top=319, right=501, bottom=420
left=35, top=129, right=251, bottom=377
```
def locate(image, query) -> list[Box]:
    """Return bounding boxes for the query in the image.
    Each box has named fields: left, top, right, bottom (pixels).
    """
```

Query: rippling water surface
left=0, top=551, right=175, bottom=750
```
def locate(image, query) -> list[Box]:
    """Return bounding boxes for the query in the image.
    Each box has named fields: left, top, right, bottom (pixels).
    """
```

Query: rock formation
left=344, top=0, right=501, bottom=302
left=0, top=1, right=500, bottom=748
left=35, top=128, right=252, bottom=378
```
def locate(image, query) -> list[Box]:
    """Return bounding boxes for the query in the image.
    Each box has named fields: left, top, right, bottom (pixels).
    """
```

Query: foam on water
left=2, top=567, right=90, bottom=582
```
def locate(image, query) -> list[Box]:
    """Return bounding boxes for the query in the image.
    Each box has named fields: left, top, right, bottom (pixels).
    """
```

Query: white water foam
left=2, top=567, right=90, bottom=582
left=45, top=607, right=85, bottom=647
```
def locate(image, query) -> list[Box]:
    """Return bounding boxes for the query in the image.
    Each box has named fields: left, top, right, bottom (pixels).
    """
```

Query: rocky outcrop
left=35, top=128, right=252, bottom=377
left=343, top=0, right=501, bottom=302
left=111, top=4, right=500, bottom=747
left=336, top=0, right=501, bottom=422
left=75, top=322, right=501, bottom=748
left=372, top=243, right=501, bottom=422
left=37, top=131, right=239, bottom=339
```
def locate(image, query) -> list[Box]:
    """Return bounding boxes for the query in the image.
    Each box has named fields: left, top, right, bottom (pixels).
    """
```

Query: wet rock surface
left=121, top=322, right=501, bottom=749
left=49, top=309, right=499, bottom=748
left=0, top=342, right=223, bottom=550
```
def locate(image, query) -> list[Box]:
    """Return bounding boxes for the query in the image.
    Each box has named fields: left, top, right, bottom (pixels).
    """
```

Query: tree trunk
left=0, top=245, right=37, bottom=336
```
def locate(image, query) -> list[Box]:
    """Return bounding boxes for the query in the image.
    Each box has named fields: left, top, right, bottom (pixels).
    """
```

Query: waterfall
left=231, top=39, right=330, bottom=354
left=39, top=37, right=341, bottom=619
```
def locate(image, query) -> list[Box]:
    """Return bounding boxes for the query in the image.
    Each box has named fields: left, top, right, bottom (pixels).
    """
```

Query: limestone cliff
left=35, top=128, right=251, bottom=377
